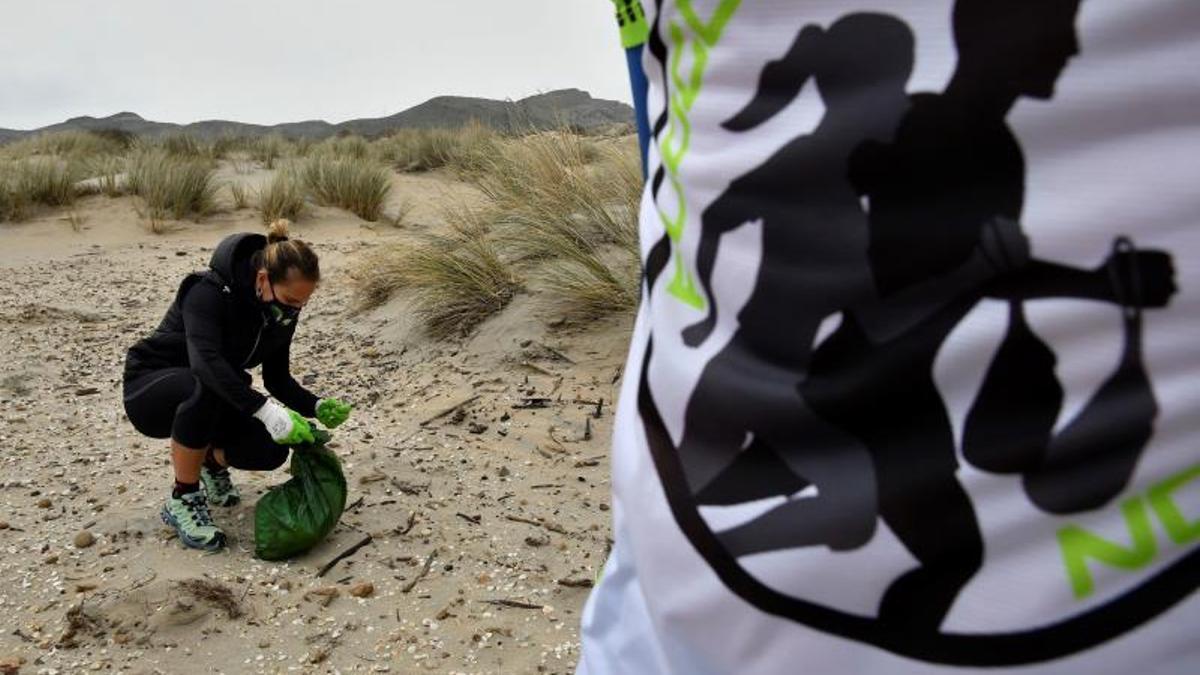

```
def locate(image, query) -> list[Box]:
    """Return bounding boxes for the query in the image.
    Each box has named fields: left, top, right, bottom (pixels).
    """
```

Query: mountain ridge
left=0, top=89, right=633, bottom=143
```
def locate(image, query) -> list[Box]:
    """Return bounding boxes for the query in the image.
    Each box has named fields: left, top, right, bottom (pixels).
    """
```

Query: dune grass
left=152, top=134, right=214, bottom=160
left=373, top=123, right=499, bottom=174
left=127, top=150, right=219, bottom=222
left=256, top=169, right=307, bottom=224
left=229, top=181, right=250, bottom=209
left=250, top=134, right=289, bottom=169
left=301, top=155, right=391, bottom=222
left=353, top=129, right=641, bottom=336
left=13, top=159, right=81, bottom=208
left=312, top=135, right=371, bottom=161
left=0, top=167, right=26, bottom=222
left=84, top=156, right=127, bottom=197
left=1, top=130, right=131, bottom=161
left=356, top=206, right=521, bottom=338
left=403, top=235, right=521, bottom=337
left=477, top=132, right=641, bottom=319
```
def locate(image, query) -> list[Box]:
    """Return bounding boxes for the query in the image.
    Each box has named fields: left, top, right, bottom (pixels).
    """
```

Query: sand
left=0, top=165, right=629, bottom=674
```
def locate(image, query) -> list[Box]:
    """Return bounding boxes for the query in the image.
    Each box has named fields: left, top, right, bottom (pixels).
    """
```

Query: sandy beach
left=0, top=163, right=630, bottom=674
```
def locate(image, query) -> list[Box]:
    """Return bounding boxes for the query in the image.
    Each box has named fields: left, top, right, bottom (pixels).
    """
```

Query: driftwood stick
left=481, top=599, right=544, bottom=610
left=504, top=514, right=569, bottom=534
left=316, top=535, right=373, bottom=578
left=402, top=549, right=438, bottom=594
left=420, top=395, right=481, bottom=427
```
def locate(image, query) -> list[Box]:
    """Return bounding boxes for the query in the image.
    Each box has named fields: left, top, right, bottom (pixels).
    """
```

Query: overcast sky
left=0, top=0, right=631, bottom=131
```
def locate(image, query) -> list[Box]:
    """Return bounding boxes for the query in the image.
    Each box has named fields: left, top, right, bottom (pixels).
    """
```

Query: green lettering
left=1148, top=463, right=1200, bottom=545
left=1058, top=497, right=1157, bottom=599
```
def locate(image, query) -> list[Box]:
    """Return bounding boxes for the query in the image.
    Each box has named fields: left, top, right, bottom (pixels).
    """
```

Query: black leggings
left=123, top=368, right=288, bottom=471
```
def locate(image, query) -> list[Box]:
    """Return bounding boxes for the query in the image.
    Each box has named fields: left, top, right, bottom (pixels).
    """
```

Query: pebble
left=73, top=531, right=95, bottom=548
left=349, top=582, right=375, bottom=598
left=0, top=656, right=24, bottom=674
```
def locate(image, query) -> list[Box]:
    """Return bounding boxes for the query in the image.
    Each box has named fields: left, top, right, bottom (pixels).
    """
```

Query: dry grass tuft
left=229, top=181, right=250, bottom=209
left=406, top=235, right=521, bottom=337
left=127, top=150, right=219, bottom=222
left=9, top=158, right=80, bottom=209
left=312, top=135, right=371, bottom=161
left=301, top=155, right=391, bottom=222
left=256, top=169, right=307, bottom=223
left=387, top=195, right=416, bottom=228
left=250, top=134, right=289, bottom=169
left=152, top=134, right=214, bottom=160
left=0, top=186, right=17, bottom=222
left=1, top=129, right=131, bottom=161
left=373, top=122, right=499, bottom=174
left=478, top=133, right=641, bottom=319
left=356, top=203, right=521, bottom=337
left=353, top=128, right=641, bottom=336
left=84, top=156, right=127, bottom=197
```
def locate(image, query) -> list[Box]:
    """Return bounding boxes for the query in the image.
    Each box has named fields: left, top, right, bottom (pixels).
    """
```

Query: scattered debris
left=481, top=599, right=544, bottom=610
left=505, top=514, right=569, bottom=535
left=401, top=549, right=438, bottom=594
left=419, top=395, right=481, bottom=428
left=306, top=587, right=340, bottom=608
left=176, top=578, right=243, bottom=619
left=316, top=534, right=374, bottom=578
left=390, top=478, right=430, bottom=496
left=513, top=397, right=553, bottom=410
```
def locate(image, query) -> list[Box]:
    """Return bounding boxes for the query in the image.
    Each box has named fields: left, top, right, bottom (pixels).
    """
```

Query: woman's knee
left=123, top=368, right=197, bottom=440
left=225, top=442, right=289, bottom=471
left=171, top=375, right=221, bottom=449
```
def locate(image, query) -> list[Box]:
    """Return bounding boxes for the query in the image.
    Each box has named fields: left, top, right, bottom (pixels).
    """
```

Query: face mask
left=259, top=281, right=301, bottom=327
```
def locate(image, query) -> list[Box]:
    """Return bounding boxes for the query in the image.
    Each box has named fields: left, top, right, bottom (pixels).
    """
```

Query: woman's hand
left=254, top=400, right=316, bottom=445
left=316, top=398, right=353, bottom=429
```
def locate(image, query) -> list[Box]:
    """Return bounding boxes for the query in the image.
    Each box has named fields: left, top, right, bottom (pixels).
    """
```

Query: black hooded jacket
left=124, top=233, right=319, bottom=417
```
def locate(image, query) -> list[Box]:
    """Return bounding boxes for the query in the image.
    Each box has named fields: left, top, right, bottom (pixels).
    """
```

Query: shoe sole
left=160, top=506, right=226, bottom=552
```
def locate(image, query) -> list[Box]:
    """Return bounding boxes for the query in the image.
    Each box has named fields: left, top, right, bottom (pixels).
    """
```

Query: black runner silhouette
left=803, top=0, right=1177, bottom=633
left=674, top=14, right=917, bottom=555
left=635, top=0, right=1188, bottom=661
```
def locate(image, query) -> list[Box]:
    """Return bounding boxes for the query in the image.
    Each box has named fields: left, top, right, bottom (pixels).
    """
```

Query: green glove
left=254, top=401, right=316, bottom=446
left=316, top=398, right=353, bottom=429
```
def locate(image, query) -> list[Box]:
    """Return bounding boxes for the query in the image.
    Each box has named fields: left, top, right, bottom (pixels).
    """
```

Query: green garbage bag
left=255, top=429, right=348, bottom=561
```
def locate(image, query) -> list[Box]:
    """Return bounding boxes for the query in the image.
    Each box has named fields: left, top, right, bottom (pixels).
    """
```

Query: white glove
left=252, top=400, right=314, bottom=445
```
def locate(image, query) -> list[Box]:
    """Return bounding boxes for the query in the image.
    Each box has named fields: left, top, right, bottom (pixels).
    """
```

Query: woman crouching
left=122, top=219, right=352, bottom=551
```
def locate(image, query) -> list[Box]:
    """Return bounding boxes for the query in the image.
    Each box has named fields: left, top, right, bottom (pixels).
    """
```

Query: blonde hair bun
left=266, top=218, right=292, bottom=244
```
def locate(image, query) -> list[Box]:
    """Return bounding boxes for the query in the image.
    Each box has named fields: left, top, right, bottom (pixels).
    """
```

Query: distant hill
left=0, top=89, right=634, bottom=143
